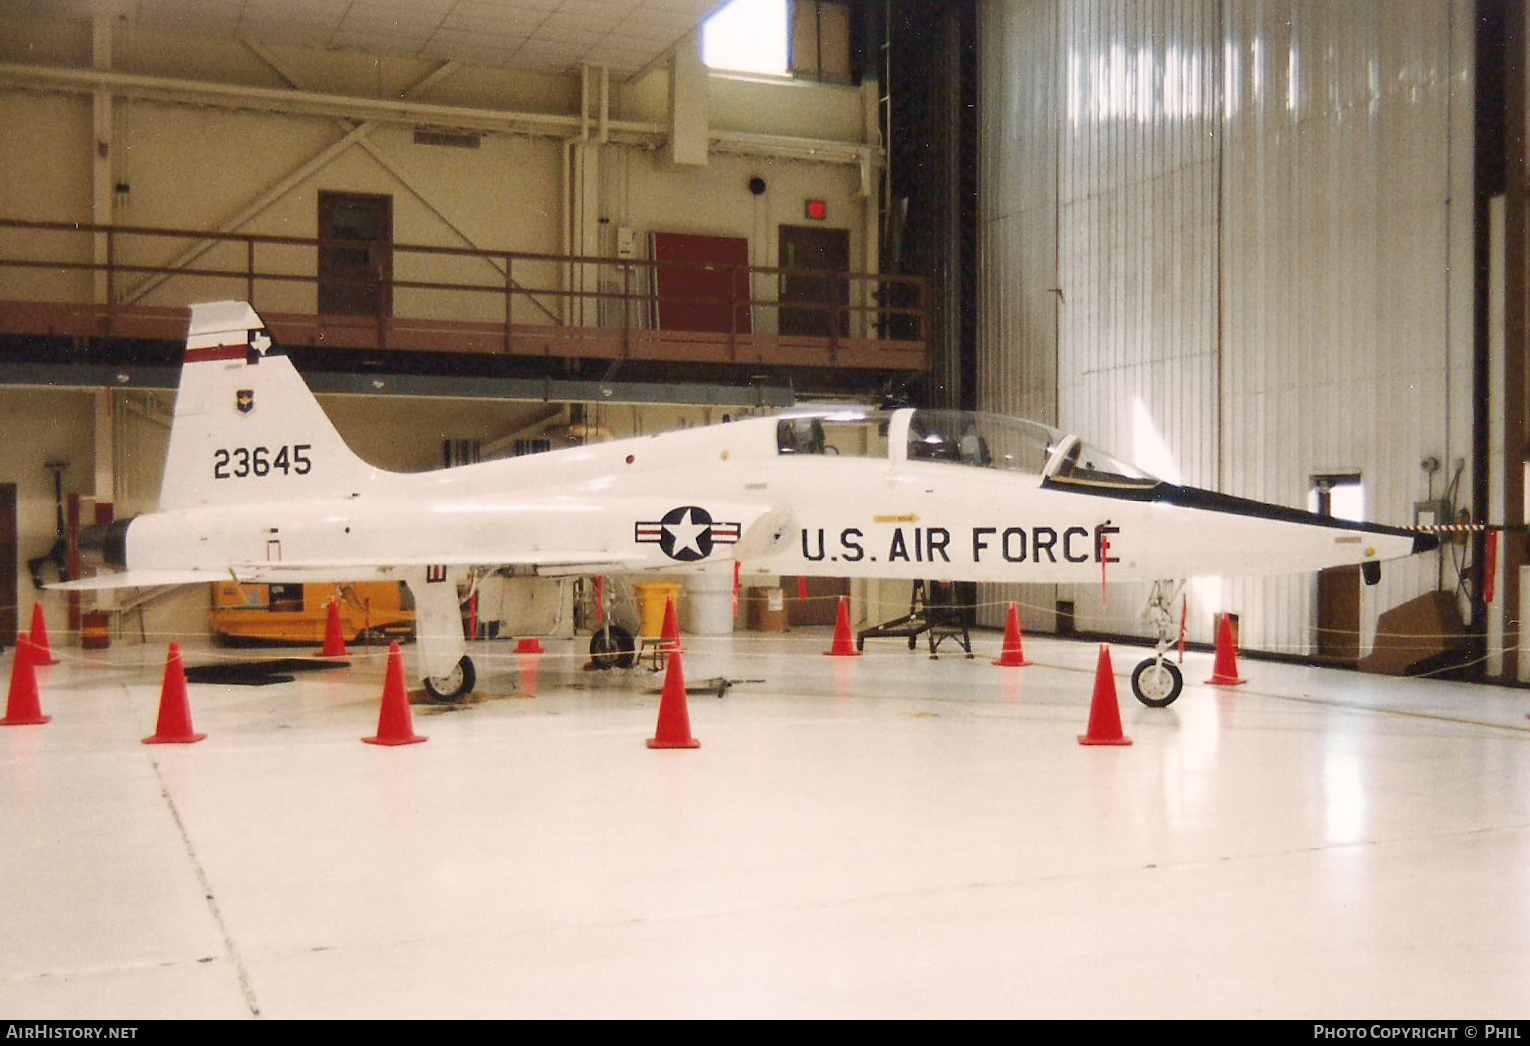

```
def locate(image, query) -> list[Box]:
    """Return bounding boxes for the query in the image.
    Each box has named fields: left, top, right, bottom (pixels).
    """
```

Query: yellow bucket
left=633, top=582, right=682, bottom=638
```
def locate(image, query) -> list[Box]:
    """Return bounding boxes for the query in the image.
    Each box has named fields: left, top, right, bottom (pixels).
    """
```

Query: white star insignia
left=663, top=509, right=709, bottom=558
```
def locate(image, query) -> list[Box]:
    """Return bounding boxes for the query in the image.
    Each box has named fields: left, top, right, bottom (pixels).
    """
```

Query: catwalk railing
left=0, top=218, right=928, bottom=371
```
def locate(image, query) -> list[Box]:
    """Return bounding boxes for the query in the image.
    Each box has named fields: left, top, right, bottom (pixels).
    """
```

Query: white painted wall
left=978, top=0, right=1475, bottom=657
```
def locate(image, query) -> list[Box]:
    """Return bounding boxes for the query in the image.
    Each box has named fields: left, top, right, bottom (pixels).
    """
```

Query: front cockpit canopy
left=906, top=410, right=1063, bottom=474
left=907, top=410, right=1162, bottom=490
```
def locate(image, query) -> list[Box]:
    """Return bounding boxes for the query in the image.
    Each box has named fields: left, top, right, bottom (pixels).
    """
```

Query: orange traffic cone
left=143, top=642, right=206, bottom=744
left=647, top=645, right=700, bottom=749
left=992, top=602, right=1032, bottom=667
left=660, top=596, right=682, bottom=652
left=1078, top=645, right=1132, bottom=746
left=514, top=636, right=544, bottom=654
left=319, top=600, right=350, bottom=658
left=1206, top=616, right=1248, bottom=686
left=27, top=603, right=58, bottom=666
left=823, top=596, right=862, bottom=657
left=363, top=642, right=427, bottom=746
left=1, top=638, right=49, bottom=726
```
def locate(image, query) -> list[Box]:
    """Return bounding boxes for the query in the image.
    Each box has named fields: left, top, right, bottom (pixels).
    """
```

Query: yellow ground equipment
left=209, top=581, right=414, bottom=646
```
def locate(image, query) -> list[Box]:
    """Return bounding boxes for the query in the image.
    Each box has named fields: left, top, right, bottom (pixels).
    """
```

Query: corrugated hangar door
left=0, top=484, right=15, bottom=647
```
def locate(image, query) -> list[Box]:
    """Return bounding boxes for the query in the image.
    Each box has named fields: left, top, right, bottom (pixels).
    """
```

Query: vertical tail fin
left=158, top=301, right=374, bottom=510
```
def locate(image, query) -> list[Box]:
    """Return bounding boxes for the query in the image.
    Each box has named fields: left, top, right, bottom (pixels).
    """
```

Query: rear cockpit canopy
left=775, top=407, right=889, bottom=457
left=774, top=406, right=1163, bottom=491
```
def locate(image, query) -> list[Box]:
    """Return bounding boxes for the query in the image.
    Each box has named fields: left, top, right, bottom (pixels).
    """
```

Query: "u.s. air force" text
left=800, top=523, right=1120, bottom=565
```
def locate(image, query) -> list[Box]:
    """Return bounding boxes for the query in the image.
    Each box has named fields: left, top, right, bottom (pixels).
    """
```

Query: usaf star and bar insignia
left=635, top=506, right=741, bottom=562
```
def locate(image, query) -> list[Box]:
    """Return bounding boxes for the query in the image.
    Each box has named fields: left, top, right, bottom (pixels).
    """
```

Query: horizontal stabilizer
left=49, top=569, right=227, bottom=591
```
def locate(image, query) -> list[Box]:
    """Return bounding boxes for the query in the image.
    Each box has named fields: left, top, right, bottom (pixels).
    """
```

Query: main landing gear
left=580, top=575, right=639, bottom=670
left=589, top=623, right=636, bottom=670
left=1131, top=579, right=1185, bottom=708
left=425, top=654, right=476, bottom=703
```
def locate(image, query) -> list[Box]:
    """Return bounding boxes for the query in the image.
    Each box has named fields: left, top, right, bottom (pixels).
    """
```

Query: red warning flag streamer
left=733, top=560, right=742, bottom=618
left=1179, top=594, right=1187, bottom=664
left=1486, top=531, right=1499, bottom=605
left=798, top=575, right=809, bottom=602
left=1100, top=535, right=1110, bottom=608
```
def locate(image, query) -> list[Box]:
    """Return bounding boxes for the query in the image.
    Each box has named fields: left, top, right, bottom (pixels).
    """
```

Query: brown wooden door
left=1317, top=566, right=1361, bottom=662
left=779, top=225, right=849, bottom=336
left=782, top=576, right=850, bottom=627
left=0, top=484, right=15, bottom=648
left=319, top=192, right=392, bottom=316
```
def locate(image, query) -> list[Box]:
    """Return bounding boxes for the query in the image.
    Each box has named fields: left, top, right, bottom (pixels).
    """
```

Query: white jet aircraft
left=63, top=301, right=1435, bottom=706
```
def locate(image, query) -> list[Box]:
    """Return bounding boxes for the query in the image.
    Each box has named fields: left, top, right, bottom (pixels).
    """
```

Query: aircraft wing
left=226, top=551, right=650, bottom=574
left=49, top=551, right=651, bottom=590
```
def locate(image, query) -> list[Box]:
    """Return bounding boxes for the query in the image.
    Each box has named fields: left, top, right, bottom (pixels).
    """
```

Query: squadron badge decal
left=635, top=506, right=741, bottom=562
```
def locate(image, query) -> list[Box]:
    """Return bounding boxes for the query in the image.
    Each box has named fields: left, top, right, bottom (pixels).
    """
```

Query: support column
left=91, top=14, right=113, bottom=305
left=566, top=64, right=605, bottom=329
left=571, top=141, right=601, bottom=327
left=860, top=77, right=881, bottom=340
left=1503, top=0, right=1528, bottom=680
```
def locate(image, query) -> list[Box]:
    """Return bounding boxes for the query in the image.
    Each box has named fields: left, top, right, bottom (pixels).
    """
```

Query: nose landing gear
left=1131, top=579, right=1185, bottom=707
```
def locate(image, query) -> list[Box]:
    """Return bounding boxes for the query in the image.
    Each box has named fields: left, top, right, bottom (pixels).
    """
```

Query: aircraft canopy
left=907, top=409, right=1162, bottom=490
left=773, top=407, right=1163, bottom=491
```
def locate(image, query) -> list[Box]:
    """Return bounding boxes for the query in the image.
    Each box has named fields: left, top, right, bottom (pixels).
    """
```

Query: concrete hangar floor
left=2, top=628, right=1528, bottom=1020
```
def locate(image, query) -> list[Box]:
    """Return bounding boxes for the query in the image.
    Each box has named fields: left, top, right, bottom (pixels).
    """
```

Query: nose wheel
left=1130, top=657, right=1182, bottom=707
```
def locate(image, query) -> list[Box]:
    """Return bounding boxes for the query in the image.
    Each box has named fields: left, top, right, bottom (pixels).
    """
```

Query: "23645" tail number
left=213, top=444, right=312, bottom=480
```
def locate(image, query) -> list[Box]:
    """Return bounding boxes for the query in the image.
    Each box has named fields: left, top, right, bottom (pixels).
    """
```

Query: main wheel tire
left=424, top=655, right=476, bottom=703
left=1131, top=657, right=1183, bottom=708
left=589, top=624, right=636, bottom=670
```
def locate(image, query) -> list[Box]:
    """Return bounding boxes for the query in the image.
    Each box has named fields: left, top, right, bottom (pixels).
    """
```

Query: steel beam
left=0, top=60, right=878, bottom=167
left=0, top=362, right=796, bottom=409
